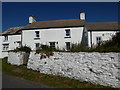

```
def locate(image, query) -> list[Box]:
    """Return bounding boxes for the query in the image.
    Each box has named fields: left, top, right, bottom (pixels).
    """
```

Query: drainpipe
left=90, top=31, right=92, bottom=48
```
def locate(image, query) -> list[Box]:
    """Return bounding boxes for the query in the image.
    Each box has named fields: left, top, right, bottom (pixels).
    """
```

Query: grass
left=2, top=57, right=113, bottom=88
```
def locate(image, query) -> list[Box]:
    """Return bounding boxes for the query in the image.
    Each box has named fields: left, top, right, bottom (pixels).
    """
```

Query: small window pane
left=3, top=44, right=9, bottom=50
left=36, top=43, right=40, bottom=49
left=96, top=37, right=102, bottom=44
left=65, top=29, right=70, bottom=36
left=35, top=31, right=40, bottom=37
left=50, top=42, right=55, bottom=48
left=66, top=42, right=70, bottom=50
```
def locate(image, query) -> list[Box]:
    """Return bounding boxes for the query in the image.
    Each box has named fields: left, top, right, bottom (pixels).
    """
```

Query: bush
left=36, top=45, right=56, bottom=58
left=88, top=31, right=120, bottom=52
left=69, top=43, right=87, bottom=52
left=10, top=45, right=31, bottom=53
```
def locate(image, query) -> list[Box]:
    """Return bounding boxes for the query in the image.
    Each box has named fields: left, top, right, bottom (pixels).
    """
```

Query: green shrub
left=9, top=45, right=31, bottom=53
left=69, top=43, right=88, bottom=52
left=36, top=45, right=56, bottom=58
left=88, top=31, right=120, bottom=52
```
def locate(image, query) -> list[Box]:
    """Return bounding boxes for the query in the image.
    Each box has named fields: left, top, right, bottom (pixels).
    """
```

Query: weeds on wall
left=35, top=45, right=56, bottom=58
left=89, top=32, right=120, bottom=52
left=67, top=32, right=120, bottom=52
left=9, top=45, right=31, bottom=53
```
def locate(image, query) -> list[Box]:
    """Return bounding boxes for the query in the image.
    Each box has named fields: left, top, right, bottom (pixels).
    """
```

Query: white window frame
left=65, top=29, right=71, bottom=37
left=35, top=43, right=40, bottom=49
left=66, top=42, right=71, bottom=50
left=49, top=42, right=55, bottom=48
left=96, top=36, right=102, bottom=44
left=3, top=44, right=9, bottom=51
left=35, top=31, right=40, bottom=38
left=4, top=35, right=8, bottom=41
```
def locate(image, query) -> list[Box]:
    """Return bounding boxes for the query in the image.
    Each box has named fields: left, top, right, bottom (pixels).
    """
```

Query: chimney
left=80, top=12, right=85, bottom=20
left=29, top=16, right=36, bottom=24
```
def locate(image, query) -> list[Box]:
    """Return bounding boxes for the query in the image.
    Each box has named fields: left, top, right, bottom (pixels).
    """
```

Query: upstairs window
left=65, top=29, right=71, bottom=38
left=35, top=31, right=40, bottom=38
left=49, top=42, right=55, bottom=48
left=96, top=37, right=102, bottom=44
left=4, top=36, right=8, bottom=41
left=3, top=44, right=9, bottom=51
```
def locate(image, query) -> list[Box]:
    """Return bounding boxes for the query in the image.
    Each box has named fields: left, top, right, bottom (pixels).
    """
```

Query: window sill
left=64, top=36, right=71, bottom=38
left=2, top=50, right=8, bottom=52
left=3, top=40, right=8, bottom=42
left=34, top=38, right=40, bottom=40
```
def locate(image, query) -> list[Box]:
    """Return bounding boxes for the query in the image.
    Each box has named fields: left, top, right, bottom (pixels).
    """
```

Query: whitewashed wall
left=22, top=27, right=84, bottom=50
left=88, top=31, right=117, bottom=47
left=27, top=52, right=120, bottom=88
left=2, top=34, right=21, bottom=58
left=8, top=52, right=29, bottom=66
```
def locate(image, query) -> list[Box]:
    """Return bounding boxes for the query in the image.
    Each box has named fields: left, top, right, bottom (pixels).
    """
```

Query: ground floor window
left=35, top=43, right=40, bottom=49
left=96, top=36, right=102, bottom=44
left=49, top=42, right=55, bottom=48
left=3, top=44, right=9, bottom=51
left=17, top=41, right=21, bottom=47
left=66, top=42, right=70, bottom=50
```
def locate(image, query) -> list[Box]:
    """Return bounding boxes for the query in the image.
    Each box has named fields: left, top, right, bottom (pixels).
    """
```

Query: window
left=35, top=43, right=40, bottom=49
left=17, top=41, right=21, bottom=47
left=49, top=42, right=55, bottom=48
left=66, top=42, right=70, bottom=50
left=96, top=37, right=102, bottom=44
left=65, top=29, right=71, bottom=37
left=35, top=31, right=40, bottom=38
left=4, top=36, right=8, bottom=41
left=3, top=44, right=9, bottom=51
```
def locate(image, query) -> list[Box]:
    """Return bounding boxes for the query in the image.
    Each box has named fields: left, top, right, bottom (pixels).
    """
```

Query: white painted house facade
left=0, top=12, right=119, bottom=58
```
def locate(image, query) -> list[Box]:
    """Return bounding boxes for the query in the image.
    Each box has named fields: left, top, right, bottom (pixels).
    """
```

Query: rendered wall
left=27, top=52, right=120, bottom=88
left=2, top=34, right=21, bottom=58
left=88, top=31, right=117, bottom=47
left=22, top=27, right=84, bottom=50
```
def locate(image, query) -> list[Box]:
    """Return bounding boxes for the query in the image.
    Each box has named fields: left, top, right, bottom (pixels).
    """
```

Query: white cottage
left=1, top=27, right=23, bottom=58
left=0, top=12, right=119, bottom=58
left=22, top=17, right=88, bottom=50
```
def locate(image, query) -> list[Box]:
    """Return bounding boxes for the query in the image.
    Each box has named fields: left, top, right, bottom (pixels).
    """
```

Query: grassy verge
left=2, top=57, right=112, bottom=88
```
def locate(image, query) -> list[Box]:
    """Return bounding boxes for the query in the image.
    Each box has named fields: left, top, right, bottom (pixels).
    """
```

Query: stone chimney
left=29, top=16, right=36, bottom=24
left=80, top=12, right=85, bottom=20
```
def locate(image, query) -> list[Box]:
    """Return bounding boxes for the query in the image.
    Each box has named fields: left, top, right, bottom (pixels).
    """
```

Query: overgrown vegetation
left=36, top=45, right=57, bottom=58
left=89, top=32, right=120, bottom=52
left=69, top=32, right=120, bottom=52
left=69, top=43, right=87, bottom=52
left=2, top=57, right=112, bottom=88
left=9, top=45, right=31, bottom=53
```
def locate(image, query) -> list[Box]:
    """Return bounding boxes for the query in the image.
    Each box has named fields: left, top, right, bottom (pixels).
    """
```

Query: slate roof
left=86, top=22, right=119, bottom=31
left=22, top=19, right=85, bottom=30
left=2, top=27, right=24, bottom=35
left=2, top=19, right=119, bottom=35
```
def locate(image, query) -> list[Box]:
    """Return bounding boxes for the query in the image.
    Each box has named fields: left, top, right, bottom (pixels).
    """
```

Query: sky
left=2, top=2, right=118, bottom=32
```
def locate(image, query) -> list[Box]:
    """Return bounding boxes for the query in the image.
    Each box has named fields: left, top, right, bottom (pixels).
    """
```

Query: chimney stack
left=29, top=16, right=36, bottom=24
left=80, top=12, right=85, bottom=20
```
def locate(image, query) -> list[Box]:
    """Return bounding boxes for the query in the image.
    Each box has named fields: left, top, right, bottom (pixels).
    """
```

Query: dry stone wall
left=27, top=52, right=120, bottom=88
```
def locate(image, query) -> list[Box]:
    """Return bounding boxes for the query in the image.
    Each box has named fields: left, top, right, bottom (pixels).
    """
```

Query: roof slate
left=86, top=22, right=119, bottom=31
left=2, top=19, right=119, bottom=35
left=22, top=19, right=85, bottom=30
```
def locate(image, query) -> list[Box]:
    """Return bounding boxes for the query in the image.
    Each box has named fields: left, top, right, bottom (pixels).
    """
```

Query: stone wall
left=27, top=52, right=120, bottom=88
left=8, top=52, right=29, bottom=66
